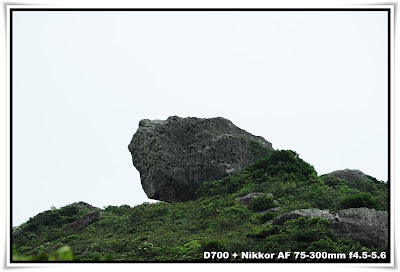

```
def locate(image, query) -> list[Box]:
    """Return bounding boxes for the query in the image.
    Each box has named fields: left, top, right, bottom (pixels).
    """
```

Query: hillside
left=12, top=149, right=389, bottom=262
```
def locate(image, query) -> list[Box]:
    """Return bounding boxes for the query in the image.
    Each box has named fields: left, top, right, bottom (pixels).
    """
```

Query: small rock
left=267, top=207, right=281, bottom=212
left=64, top=211, right=102, bottom=232
left=236, top=192, right=270, bottom=206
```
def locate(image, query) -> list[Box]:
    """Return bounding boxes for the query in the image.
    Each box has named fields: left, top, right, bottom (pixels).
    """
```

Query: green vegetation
left=12, top=150, right=388, bottom=262
left=249, top=195, right=276, bottom=212
left=338, top=193, right=380, bottom=210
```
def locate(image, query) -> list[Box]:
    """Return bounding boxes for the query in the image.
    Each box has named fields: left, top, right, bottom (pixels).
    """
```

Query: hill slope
left=12, top=149, right=388, bottom=262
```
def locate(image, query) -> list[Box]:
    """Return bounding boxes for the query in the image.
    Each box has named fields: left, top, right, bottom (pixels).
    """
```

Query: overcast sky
left=12, top=10, right=388, bottom=226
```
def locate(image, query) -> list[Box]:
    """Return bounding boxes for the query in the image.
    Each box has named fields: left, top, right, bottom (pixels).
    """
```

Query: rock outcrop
left=128, top=116, right=273, bottom=202
left=64, top=211, right=102, bottom=232
left=269, top=208, right=388, bottom=248
left=330, top=208, right=389, bottom=249
left=269, top=208, right=335, bottom=225
left=325, top=169, right=369, bottom=182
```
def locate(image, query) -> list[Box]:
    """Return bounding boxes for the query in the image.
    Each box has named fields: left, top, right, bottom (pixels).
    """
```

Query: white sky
left=12, top=10, right=388, bottom=227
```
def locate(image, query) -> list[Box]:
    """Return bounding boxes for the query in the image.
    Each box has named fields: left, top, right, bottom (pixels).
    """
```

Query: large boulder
left=269, top=208, right=388, bottom=248
left=128, top=116, right=273, bottom=202
left=325, top=169, right=369, bottom=182
left=330, top=208, right=388, bottom=249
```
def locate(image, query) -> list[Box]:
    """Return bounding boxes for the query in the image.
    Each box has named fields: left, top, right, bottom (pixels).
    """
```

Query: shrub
left=247, top=224, right=281, bottom=239
left=177, top=240, right=202, bottom=259
left=338, top=193, right=379, bottom=210
left=24, top=211, right=62, bottom=232
left=248, top=140, right=272, bottom=161
left=222, top=204, right=249, bottom=221
left=251, top=150, right=316, bottom=180
left=257, top=211, right=276, bottom=223
left=249, top=195, right=276, bottom=212
left=58, top=206, right=79, bottom=217
left=202, top=240, right=226, bottom=252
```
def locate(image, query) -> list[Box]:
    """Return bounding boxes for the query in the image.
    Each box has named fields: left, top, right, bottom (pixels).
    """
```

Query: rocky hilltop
left=13, top=123, right=389, bottom=261
left=325, top=169, right=369, bottom=182
left=128, top=116, right=273, bottom=202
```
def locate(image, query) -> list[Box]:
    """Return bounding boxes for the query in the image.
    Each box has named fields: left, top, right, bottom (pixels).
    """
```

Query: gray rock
left=269, top=208, right=388, bottom=248
left=325, top=169, right=369, bottom=182
left=128, top=116, right=273, bottom=202
left=330, top=208, right=388, bottom=248
left=236, top=192, right=273, bottom=207
left=64, top=211, right=102, bottom=232
left=269, top=208, right=335, bottom=225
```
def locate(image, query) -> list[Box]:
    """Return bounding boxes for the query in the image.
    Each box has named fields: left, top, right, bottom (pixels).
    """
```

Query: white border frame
left=4, top=2, right=396, bottom=270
